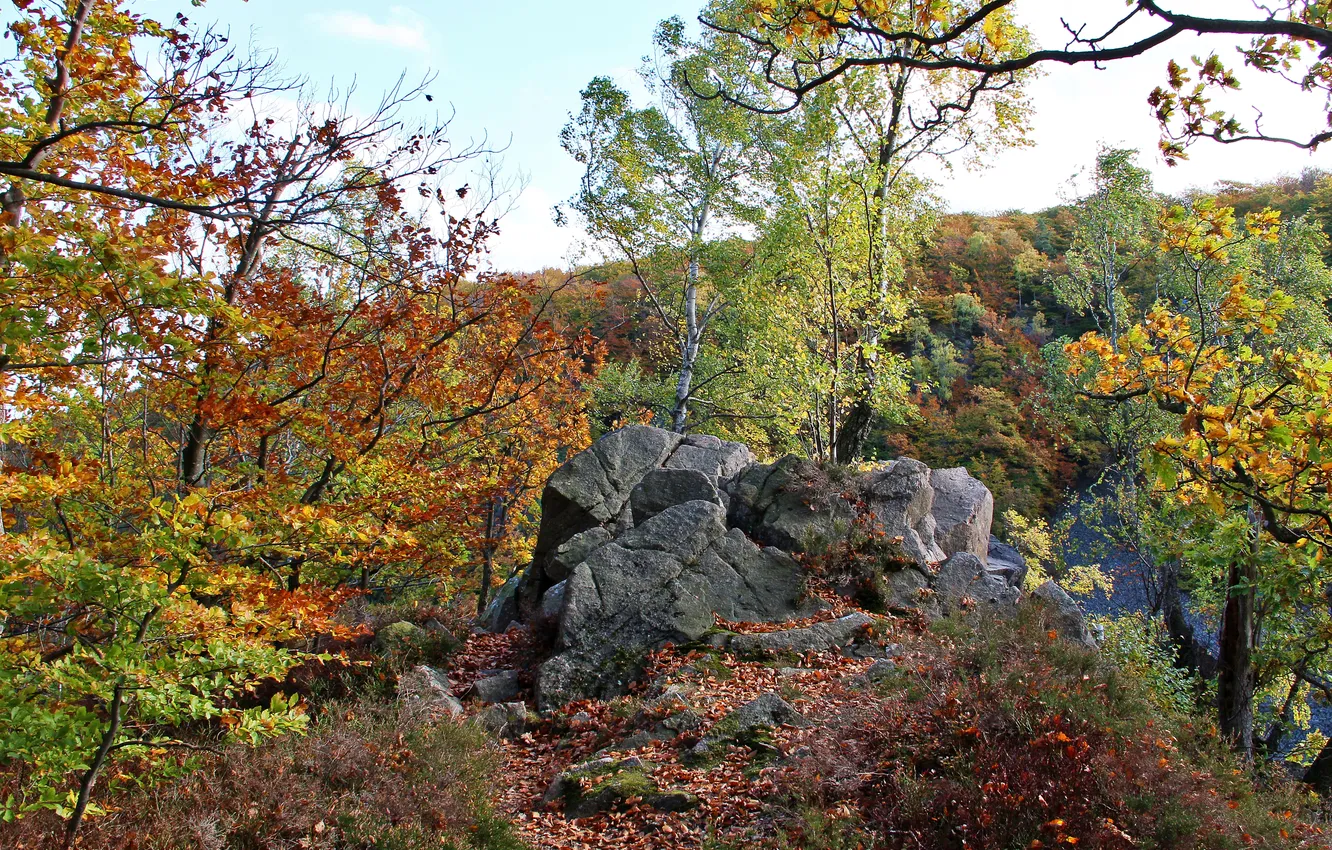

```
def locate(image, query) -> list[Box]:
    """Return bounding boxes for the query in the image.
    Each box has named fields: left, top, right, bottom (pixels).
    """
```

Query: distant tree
left=1066, top=202, right=1332, bottom=758
left=704, top=0, right=1036, bottom=459
left=1054, top=148, right=1158, bottom=348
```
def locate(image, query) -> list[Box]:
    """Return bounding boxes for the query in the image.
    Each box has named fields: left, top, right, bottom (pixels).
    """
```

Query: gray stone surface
left=540, top=580, right=567, bottom=621
left=728, top=692, right=810, bottom=730
left=987, top=536, right=1028, bottom=588
left=471, top=669, right=522, bottom=704
left=726, top=456, right=855, bottom=555
left=532, top=425, right=684, bottom=573
left=399, top=665, right=464, bottom=719
left=865, top=659, right=898, bottom=682
left=537, top=502, right=814, bottom=709
left=472, top=701, right=532, bottom=738
left=666, top=434, right=755, bottom=482
left=547, top=527, right=613, bottom=584
left=691, top=692, right=810, bottom=760
left=728, top=612, right=874, bottom=657
left=930, top=467, right=995, bottom=562
left=1031, top=580, right=1098, bottom=649
left=933, top=552, right=1021, bottom=614
left=375, top=620, right=426, bottom=652
left=543, top=756, right=662, bottom=819
left=479, top=573, right=525, bottom=633
left=630, top=467, right=721, bottom=524
left=864, top=458, right=945, bottom=564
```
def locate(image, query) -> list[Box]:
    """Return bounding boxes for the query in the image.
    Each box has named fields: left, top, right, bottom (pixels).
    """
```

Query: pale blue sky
left=173, top=0, right=700, bottom=272
left=126, top=3, right=1332, bottom=269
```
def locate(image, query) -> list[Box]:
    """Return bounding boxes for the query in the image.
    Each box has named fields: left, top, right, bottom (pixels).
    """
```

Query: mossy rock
left=376, top=620, right=427, bottom=652
left=544, top=757, right=661, bottom=819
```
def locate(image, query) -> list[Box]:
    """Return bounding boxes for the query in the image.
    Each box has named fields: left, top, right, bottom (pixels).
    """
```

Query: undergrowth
left=761, top=609, right=1323, bottom=849
left=3, top=696, right=524, bottom=850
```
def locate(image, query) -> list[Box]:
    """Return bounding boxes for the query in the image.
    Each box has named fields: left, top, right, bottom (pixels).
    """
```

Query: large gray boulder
left=1030, top=580, right=1098, bottom=649
left=630, top=467, right=722, bottom=525
left=933, top=552, right=1020, bottom=615
left=496, top=426, right=1023, bottom=709
left=519, top=427, right=761, bottom=619
left=986, top=536, right=1029, bottom=589
left=930, top=467, right=995, bottom=561
left=532, top=426, right=683, bottom=569
left=536, top=501, right=815, bottom=710
left=665, top=433, right=755, bottom=482
left=863, top=459, right=946, bottom=564
left=725, top=455, right=855, bottom=554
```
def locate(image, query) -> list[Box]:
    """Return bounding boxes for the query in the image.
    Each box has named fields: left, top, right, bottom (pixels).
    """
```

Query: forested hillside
left=6, top=2, right=1332, bottom=849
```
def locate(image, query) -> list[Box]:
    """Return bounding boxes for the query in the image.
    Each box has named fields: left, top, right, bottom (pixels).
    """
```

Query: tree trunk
left=65, top=684, right=123, bottom=848
left=1304, top=737, right=1332, bottom=793
left=1217, top=549, right=1257, bottom=758
left=1161, top=560, right=1217, bottom=679
left=833, top=399, right=876, bottom=462
left=477, top=499, right=499, bottom=615
left=671, top=255, right=701, bottom=433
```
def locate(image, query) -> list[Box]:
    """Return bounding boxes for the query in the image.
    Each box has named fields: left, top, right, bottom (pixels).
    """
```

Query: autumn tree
left=0, top=2, right=590, bottom=841
left=1066, top=201, right=1332, bottom=757
left=1054, top=147, right=1158, bottom=349
left=700, top=0, right=1035, bottom=459
left=710, top=1, right=1332, bottom=163
left=740, top=80, right=928, bottom=460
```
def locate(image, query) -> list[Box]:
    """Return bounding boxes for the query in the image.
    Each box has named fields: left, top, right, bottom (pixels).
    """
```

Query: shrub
left=2, top=696, right=524, bottom=850
left=1092, top=611, right=1201, bottom=716
left=769, top=612, right=1318, bottom=849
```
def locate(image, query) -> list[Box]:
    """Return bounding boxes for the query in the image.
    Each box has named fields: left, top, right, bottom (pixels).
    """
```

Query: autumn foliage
left=0, top=1, right=591, bottom=840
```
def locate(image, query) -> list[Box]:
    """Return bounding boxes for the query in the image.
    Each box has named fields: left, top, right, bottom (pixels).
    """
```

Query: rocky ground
left=445, top=593, right=945, bottom=849
left=399, top=426, right=1326, bottom=849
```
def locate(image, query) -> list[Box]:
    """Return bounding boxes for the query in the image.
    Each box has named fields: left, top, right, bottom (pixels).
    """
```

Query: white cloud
left=482, top=185, right=583, bottom=274
left=309, top=7, right=430, bottom=54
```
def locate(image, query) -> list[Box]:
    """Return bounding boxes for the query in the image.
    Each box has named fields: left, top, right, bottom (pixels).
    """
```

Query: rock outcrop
left=492, top=425, right=1031, bottom=710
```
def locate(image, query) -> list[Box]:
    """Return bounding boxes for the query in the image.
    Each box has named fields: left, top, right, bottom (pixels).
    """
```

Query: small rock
left=987, top=535, right=1028, bottom=588
left=375, top=620, right=425, bottom=652
left=933, top=552, right=1020, bottom=614
left=691, top=692, right=809, bottom=760
left=729, top=691, right=810, bottom=730
left=399, top=665, right=463, bottom=719
left=544, top=756, right=659, bottom=819
left=645, top=790, right=700, bottom=813
left=478, top=575, right=522, bottom=633
left=472, top=669, right=522, bottom=703
left=729, top=612, right=874, bottom=657
left=865, top=659, right=898, bottom=681
left=472, top=701, right=531, bottom=739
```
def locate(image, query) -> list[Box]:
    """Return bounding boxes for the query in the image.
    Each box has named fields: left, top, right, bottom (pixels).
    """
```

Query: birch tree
left=559, top=19, right=756, bottom=433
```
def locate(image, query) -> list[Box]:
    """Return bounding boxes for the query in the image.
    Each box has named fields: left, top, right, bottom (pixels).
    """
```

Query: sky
left=163, top=0, right=1332, bottom=272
